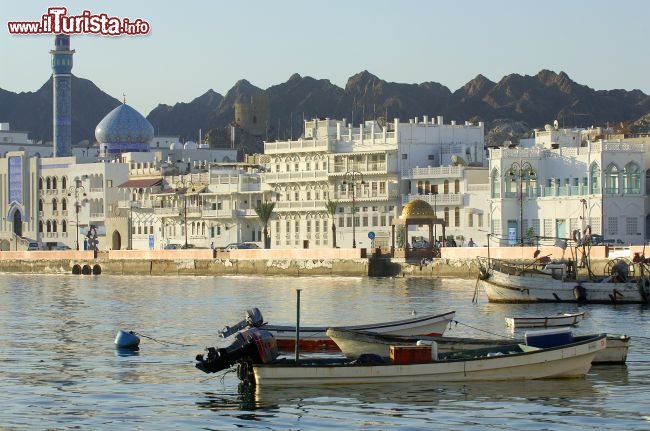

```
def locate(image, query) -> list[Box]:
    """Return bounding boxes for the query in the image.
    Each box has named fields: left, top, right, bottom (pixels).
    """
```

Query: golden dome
left=400, top=199, right=435, bottom=219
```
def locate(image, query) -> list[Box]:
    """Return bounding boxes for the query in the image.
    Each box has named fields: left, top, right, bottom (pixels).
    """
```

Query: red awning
left=117, top=178, right=163, bottom=188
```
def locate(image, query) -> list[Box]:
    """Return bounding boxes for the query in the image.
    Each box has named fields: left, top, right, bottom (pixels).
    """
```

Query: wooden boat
left=325, top=327, right=629, bottom=365
left=477, top=257, right=650, bottom=304
left=260, top=311, right=456, bottom=352
left=246, top=333, right=607, bottom=386
left=505, top=312, right=585, bottom=328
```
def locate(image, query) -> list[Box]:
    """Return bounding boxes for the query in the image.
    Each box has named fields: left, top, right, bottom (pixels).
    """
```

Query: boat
left=505, top=312, right=585, bottom=328
left=195, top=327, right=608, bottom=386
left=218, top=308, right=456, bottom=352
left=326, top=327, right=629, bottom=365
left=477, top=256, right=650, bottom=304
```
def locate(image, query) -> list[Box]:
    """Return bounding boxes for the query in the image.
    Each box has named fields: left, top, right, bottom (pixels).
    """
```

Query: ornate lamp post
left=343, top=171, right=364, bottom=248
left=175, top=179, right=197, bottom=248
left=67, top=183, right=86, bottom=250
left=508, top=161, right=535, bottom=246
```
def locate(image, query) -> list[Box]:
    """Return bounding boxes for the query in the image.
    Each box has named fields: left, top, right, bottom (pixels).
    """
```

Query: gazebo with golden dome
left=391, top=199, right=445, bottom=259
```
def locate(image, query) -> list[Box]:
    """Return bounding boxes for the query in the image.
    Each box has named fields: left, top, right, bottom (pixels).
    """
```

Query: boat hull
left=263, top=311, right=455, bottom=352
left=326, top=328, right=628, bottom=365
left=252, top=335, right=606, bottom=386
left=480, top=269, right=648, bottom=304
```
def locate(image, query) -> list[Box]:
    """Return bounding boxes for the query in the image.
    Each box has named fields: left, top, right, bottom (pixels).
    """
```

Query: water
left=1, top=274, right=649, bottom=430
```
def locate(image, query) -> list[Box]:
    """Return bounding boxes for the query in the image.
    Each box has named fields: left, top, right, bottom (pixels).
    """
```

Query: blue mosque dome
left=95, top=103, right=154, bottom=155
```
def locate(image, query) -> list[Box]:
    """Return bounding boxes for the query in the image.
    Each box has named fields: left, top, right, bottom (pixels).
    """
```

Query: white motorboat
left=505, top=312, right=585, bottom=328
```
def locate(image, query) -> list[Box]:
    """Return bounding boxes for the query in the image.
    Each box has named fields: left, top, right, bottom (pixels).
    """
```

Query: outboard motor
left=195, top=327, right=278, bottom=374
left=219, top=308, right=265, bottom=338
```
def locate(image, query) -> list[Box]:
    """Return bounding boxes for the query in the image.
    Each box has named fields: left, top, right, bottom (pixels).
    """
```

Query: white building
left=489, top=125, right=649, bottom=245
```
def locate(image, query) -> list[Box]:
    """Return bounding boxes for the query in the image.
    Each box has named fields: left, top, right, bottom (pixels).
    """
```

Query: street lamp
left=508, top=161, right=535, bottom=246
left=579, top=198, right=587, bottom=231
left=343, top=171, right=364, bottom=248
left=68, top=183, right=86, bottom=250
left=175, top=179, right=197, bottom=248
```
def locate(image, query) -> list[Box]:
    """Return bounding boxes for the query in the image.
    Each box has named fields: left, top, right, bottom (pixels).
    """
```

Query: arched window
left=52, top=220, right=57, bottom=233
left=62, top=198, right=67, bottom=211
left=52, top=198, right=57, bottom=211
left=425, top=181, right=431, bottom=194
left=590, top=163, right=600, bottom=194
left=202, top=222, right=206, bottom=236
left=623, top=162, right=641, bottom=194
left=62, top=220, right=67, bottom=233
left=417, top=181, right=424, bottom=194
left=454, top=179, right=460, bottom=194
left=52, top=177, right=58, bottom=189
left=444, top=180, right=449, bottom=194
left=604, top=164, right=619, bottom=194
left=46, top=220, right=52, bottom=233
left=38, top=199, right=43, bottom=212
left=491, top=169, right=501, bottom=198
left=39, top=221, right=43, bottom=233
left=39, top=177, right=44, bottom=190
left=444, top=207, right=450, bottom=227
left=46, top=177, right=51, bottom=190
left=62, top=176, right=67, bottom=189
left=454, top=207, right=460, bottom=227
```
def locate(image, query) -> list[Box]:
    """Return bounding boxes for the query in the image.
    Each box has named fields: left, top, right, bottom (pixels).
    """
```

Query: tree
left=255, top=201, right=276, bottom=249
left=325, top=199, right=339, bottom=248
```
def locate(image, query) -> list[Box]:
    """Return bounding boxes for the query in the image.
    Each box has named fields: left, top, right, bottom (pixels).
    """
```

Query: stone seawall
left=0, top=256, right=613, bottom=278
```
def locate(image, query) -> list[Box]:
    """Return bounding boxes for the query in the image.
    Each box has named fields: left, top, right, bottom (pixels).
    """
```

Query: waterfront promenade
left=0, top=245, right=635, bottom=277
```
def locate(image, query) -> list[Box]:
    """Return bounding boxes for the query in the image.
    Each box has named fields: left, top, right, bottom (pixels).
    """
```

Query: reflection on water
left=1, top=274, right=650, bottom=430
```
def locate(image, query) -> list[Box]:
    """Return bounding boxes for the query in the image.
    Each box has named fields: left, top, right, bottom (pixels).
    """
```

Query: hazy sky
left=3, top=0, right=649, bottom=115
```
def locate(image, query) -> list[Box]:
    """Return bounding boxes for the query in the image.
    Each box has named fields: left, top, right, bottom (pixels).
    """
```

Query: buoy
left=115, top=330, right=140, bottom=349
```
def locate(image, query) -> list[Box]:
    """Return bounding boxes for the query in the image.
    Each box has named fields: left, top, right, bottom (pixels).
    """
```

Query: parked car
left=603, top=239, right=626, bottom=246
left=412, top=239, right=430, bottom=249
left=225, top=242, right=260, bottom=250
left=26, top=242, right=43, bottom=251
left=164, top=243, right=182, bottom=250
left=180, top=243, right=195, bottom=249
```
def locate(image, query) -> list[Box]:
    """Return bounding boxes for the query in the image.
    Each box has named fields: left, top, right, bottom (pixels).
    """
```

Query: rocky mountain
left=0, top=75, right=121, bottom=145
left=2, top=70, right=649, bottom=146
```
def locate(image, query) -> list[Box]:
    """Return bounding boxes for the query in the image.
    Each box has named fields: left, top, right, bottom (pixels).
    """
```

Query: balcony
left=334, top=191, right=399, bottom=202
left=201, top=209, right=235, bottom=218
left=89, top=212, right=105, bottom=220
left=402, top=165, right=463, bottom=179
left=264, top=138, right=329, bottom=154
left=263, top=170, right=328, bottom=183
left=402, top=193, right=464, bottom=206
left=154, top=207, right=180, bottom=216
left=274, top=200, right=326, bottom=211
left=331, top=164, right=388, bottom=174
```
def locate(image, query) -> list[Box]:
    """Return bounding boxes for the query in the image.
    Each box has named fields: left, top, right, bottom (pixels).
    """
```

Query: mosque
left=0, top=35, right=237, bottom=250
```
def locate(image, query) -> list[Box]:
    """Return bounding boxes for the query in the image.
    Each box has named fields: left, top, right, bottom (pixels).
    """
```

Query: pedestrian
left=210, top=241, right=214, bottom=250
left=468, top=238, right=476, bottom=247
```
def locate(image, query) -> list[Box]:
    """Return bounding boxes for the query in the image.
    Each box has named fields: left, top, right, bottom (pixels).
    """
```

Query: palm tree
left=325, top=199, right=339, bottom=248
left=255, top=201, right=276, bottom=249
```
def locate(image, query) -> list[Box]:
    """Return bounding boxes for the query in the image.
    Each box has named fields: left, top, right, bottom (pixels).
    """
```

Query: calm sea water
left=1, top=274, right=649, bottom=430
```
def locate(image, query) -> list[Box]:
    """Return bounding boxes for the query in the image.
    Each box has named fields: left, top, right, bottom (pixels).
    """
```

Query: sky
left=2, top=0, right=650, bottom=116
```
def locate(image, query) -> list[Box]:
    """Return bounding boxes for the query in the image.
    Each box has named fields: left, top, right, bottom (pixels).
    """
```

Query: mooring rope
left=449, top=320, right=516, bottom=340
left=134, top=331, right=196, bottom=347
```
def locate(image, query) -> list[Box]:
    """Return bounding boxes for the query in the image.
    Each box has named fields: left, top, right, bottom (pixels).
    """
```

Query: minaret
left=50, top=34, right=75, bottom=157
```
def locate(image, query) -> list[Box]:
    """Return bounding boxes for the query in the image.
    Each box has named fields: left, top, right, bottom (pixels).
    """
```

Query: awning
left=117, top=178, right=163, bottom=188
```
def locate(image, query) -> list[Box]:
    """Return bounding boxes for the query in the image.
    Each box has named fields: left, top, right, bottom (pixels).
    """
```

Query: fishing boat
left=477, top=256, right=650, bottom=304
left=195, top=327, right=607, bottom=386
left=218, top=308, right=455, bottom=352
left=325, top=327, right=628, bottom=365
left=505, top=312, right=585, bottom=328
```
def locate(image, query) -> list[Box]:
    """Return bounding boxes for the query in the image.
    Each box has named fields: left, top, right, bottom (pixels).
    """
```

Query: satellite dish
left=451, top=154, right=467, bottom=166
left=544, top=124, right=552, bottom=131
left=553, top=120, right=559, bottom=130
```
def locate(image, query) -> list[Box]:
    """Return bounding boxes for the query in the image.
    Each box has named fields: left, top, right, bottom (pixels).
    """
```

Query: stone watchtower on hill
left=234, top=94, right=270, bottom=137
left=50, top=34, right=74, bottom=157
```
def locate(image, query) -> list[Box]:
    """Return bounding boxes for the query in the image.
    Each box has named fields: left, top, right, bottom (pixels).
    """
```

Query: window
left=454, top=207, right=460, bottom=227
left=428, top=155, right=435, bottom=160
left=608, top=217, right=618, bottom=236
left=62, top=220, right=67, bottom=233
left=454, top=179, right=460, bottom=194
left=623, top=162, right=641, bottom=194
left=590, top=163, right=600, bottom=194
left=444, top=207, right=449, bottom=227
left=532, top=219, right=540, bottom=236
left=339, top=217, right=344, bottom=228
left=62, top=198, right=67, bottom=211
left=444, top=180, right=449, bottom=194
left=52, top=199, right=58, bottom=211
left=401, top=154, right=407, bottom=160
left=491, top=169, right=500, bottom=198
left=626, top=217, right=638, bottom=236
left=38, top=199, right=43, bottom=212
left=468, top=213, right=473, bottom=227
left=605, top=164, right=619, bottom=194
left=478, top=214, right=483, bottom=228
